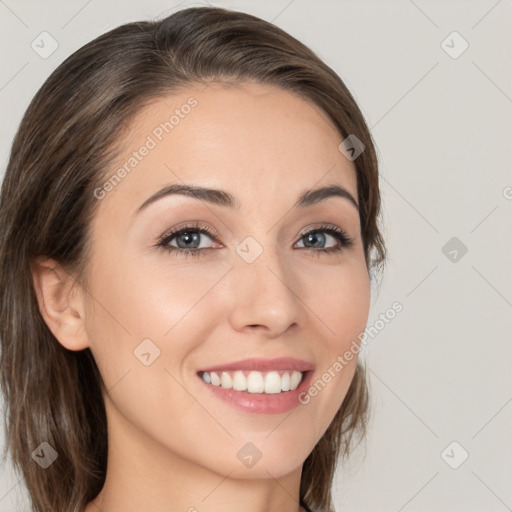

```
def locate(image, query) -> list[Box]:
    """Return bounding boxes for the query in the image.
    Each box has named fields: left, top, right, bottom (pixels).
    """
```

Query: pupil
left=178, top=232, right=199, bottom=248
left=307, top=232, right=325, bottom=248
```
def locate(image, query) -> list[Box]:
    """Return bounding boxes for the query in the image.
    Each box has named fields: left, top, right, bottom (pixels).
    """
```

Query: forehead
left=96, top=81, right=357, bottom=218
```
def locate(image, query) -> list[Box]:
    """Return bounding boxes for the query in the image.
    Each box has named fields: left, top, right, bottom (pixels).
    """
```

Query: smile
left=199, top=369, right=304, bottom=394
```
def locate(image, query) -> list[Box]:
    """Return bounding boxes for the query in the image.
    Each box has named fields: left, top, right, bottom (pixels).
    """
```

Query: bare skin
left=32, top=81, right=370, bottom=512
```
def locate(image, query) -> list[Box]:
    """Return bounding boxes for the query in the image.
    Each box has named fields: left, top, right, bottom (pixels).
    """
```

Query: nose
left=227, top=241, right=302, bottom=337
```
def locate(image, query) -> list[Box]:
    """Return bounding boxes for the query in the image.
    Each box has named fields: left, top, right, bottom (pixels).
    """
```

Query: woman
left=0, top=6, right=386, bottom=512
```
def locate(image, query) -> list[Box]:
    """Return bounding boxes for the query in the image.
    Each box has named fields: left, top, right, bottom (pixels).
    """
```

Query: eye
left=295, top=225, right=353, bottom=255
left=156, top=222, right=219, bottom=258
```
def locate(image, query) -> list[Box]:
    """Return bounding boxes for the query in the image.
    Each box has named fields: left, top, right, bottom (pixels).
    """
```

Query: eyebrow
left=134, top=183, right=359, bottom=215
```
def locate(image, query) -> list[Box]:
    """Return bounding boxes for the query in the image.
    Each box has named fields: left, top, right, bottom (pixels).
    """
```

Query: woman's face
left=81, top=81, right=370, bottom=479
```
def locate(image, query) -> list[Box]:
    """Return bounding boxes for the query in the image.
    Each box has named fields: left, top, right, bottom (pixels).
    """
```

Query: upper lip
left=198, top=357, right=315, bottom=373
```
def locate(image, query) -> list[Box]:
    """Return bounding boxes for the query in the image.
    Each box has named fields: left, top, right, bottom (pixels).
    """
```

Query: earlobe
left=31, top=257, right=90, bottom=351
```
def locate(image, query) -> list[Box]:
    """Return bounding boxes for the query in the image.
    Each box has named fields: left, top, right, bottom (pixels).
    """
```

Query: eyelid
left=156, top=221, right=221, bottom=246
left=157, top=221, right=349, bottom=243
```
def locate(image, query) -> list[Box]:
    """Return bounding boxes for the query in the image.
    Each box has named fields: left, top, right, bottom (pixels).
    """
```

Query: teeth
left=221, top=372, right=232, bottom=388
left=210, top=372, right=221, bottom=386
left=232, top=371, right=247, bottom=391
left=264, top=371, right=282, bottom=394
left=247, top=371, right=264, bottom=393
left=281, top=372, right=291, bottom=391
left=290, top=370, right=302, bottom=390
left=201, top=370, right=304, bottom=394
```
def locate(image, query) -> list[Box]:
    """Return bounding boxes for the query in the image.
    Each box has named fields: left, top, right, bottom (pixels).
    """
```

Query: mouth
left=197, top=369, right=307, bottom=394
left=195, top=358, right=315, bottom=415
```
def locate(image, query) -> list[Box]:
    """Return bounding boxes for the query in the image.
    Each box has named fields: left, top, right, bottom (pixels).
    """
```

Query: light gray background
left=1, top=1, right=511, bottom=511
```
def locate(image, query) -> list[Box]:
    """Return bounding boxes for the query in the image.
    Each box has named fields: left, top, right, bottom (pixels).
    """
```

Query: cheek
left=81, top=255, right=229, bottom=458
left=297, top=259, right=370, bottom=431
left=308, top=258, right=371, bottom=349
left=83, top=250, right=229, bottom=380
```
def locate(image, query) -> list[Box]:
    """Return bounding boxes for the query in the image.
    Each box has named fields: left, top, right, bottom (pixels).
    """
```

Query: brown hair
left=0, top=6, right=385, bottom=512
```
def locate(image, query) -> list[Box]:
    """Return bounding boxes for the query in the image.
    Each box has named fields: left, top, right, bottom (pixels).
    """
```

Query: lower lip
left=197, top=371, right=314, bottom=414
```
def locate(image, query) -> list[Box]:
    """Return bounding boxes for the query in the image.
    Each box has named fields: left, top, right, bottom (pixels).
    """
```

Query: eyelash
left=155, top=221, right=353, bottom=259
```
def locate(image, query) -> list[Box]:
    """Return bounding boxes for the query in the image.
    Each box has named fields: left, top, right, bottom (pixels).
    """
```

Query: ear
left=31, top=257, right=90, bottom=351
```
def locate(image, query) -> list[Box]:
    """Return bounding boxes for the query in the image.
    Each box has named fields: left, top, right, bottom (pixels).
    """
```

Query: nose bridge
left=227, top=233, right=302, bottom=334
